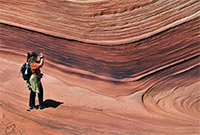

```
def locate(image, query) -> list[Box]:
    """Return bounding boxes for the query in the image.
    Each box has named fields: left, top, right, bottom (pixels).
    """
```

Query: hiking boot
left=29, top=106, right=37, bottom=110
left=39, top=105, right=45, bottom=110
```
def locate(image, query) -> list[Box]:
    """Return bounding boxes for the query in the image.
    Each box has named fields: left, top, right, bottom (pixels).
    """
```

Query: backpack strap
left=24, top=62, right=29, bottom=75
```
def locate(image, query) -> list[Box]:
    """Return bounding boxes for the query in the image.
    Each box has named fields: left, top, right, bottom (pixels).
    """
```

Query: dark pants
left=29, top=83, right=43, bottom=107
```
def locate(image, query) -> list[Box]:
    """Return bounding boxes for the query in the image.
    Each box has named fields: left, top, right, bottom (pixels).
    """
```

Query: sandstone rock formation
left=0, top=0, right=199, bottom=135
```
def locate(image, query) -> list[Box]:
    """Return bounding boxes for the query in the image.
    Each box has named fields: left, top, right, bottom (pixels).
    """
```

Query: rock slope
left=0, top=0, right=199, bottom=135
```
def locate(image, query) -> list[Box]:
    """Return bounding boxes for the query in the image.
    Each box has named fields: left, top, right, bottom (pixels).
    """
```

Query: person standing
left=28, top=52, right=45, bottom=109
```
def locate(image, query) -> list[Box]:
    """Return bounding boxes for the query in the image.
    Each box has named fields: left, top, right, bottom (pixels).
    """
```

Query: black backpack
left=21, top=53, right=32, bottom=80
left=21, top=62, right=32, bottom=80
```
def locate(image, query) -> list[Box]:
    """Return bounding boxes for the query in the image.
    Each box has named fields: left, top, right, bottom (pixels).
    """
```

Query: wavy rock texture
left=0, top=0, right=200, bottom=135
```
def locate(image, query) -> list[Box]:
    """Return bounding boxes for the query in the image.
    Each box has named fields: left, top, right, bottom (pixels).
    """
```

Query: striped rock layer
left=0, top=0, right=199, bottom=135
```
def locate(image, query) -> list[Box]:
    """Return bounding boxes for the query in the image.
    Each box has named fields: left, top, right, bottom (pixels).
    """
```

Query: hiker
left=28, top=52, right=45, bottom=109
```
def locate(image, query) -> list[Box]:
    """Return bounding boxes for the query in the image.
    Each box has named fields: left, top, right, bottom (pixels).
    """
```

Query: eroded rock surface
left=0, top=0, right=199, bottom=135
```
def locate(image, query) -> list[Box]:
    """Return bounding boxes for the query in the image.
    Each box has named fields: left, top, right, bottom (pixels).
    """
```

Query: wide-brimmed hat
left=30, top=52, right=38, bottom=57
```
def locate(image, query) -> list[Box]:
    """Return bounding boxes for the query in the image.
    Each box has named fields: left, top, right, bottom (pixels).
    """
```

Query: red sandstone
left=0, top=0, right=199, bottom=135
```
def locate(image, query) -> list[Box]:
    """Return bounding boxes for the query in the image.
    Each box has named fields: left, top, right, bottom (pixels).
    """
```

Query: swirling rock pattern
left=0, top=0, right=199, bottom=135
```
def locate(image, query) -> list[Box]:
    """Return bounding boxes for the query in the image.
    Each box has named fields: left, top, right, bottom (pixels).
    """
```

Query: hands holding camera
left=38, top=53, right=44, bottom=68
left=40, top=53, right=44, bottom=59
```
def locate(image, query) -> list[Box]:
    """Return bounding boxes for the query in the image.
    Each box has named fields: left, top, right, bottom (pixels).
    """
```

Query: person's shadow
left=27, top=99, right=63, bottom=111
left=43, top=99, right=63, bottom=109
